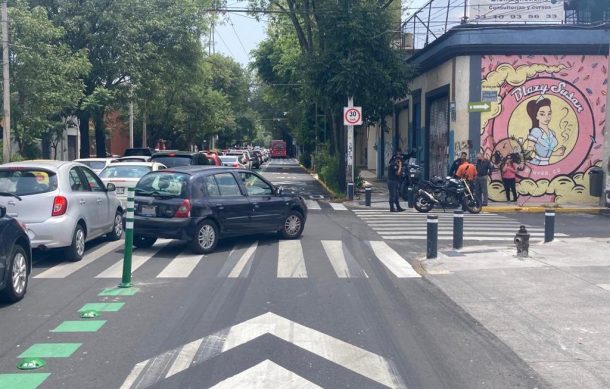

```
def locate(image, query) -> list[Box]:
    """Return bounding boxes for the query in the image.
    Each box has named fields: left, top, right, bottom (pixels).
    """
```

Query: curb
left=482, top=206, right=603, bottom=214
left=300, top=163, right=340, bottom=199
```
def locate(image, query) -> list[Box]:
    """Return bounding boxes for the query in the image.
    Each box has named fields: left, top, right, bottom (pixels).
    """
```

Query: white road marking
left=164, top=338, right=204, bottom=378
left=375, top=231, right=567, bottom=236
left=211, top=359, right=322, bottom=388
left=329, top=203, right=348, bottom=211
left=321, top=240, right=367, bottom=278
left=304, top=199, right=321, bottom=210
left=228, top=241, right=258, bottom=278
left=369, top=241, right=420, bottom=278
left=121, top=312, right=404, bottom=389
left=95, top=240, right=171, bottom=278
left=157, top=252, right=204, bottom=278
left=277, top=240, right=307, bottom=278
left=380, top=235, right=556, bottom=241
left=35, top=240, right=123, bottom=279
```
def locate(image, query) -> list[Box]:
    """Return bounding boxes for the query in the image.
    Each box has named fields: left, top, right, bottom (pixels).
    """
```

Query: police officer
left=388, top=149, right=405, bottom=212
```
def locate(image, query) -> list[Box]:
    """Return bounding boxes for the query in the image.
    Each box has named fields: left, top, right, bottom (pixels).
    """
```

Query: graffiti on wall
left=480, top=55, right=607, bottom=204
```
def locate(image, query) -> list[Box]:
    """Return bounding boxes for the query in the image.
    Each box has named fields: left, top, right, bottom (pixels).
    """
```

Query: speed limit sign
left=343, top=106, right=362, bottom=126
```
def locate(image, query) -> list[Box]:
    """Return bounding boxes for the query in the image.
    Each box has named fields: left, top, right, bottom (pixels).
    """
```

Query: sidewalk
left=347, top=172, right=605, bottom=214
left=420, top=238, right=610, bottom=388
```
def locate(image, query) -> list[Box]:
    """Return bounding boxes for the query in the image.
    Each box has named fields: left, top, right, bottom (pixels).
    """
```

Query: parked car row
left=0, top=145, right=296, bottom=303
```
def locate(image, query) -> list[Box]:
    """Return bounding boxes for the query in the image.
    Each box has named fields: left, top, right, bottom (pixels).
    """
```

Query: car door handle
left=215, top=204, right=224, bottom=210
left=252, top=203, right=260, bottom=209
left=79, top=199, right=86, bottom=205
left=97, top=199, right=103, bottom=204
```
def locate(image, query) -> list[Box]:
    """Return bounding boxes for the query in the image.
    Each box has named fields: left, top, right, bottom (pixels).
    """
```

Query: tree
left=8, top=1, right=90, bottom=158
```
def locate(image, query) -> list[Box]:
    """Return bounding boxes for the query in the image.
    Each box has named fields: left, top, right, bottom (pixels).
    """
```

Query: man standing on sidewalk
left=449, top=152, right=468, bottom=178
left=388, top=149, right=405, bottom=212
left=475, top=153, right=493, bottom=206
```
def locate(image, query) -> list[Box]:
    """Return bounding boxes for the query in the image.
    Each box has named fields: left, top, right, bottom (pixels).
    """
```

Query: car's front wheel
left=280, top=211, right=304, bottom=239
left=0, top=244, right=28, bottom=303
left=107, top=211, right=124, bottom=241
left=190, top=220, right=219, bottom=254
left=65, top=224, right=86, bottom=262
left=133, top=235, right=157, bottom=248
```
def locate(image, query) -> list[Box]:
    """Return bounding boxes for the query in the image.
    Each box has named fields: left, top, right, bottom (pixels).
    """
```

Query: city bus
left=270, top=140, right=287, bottom=158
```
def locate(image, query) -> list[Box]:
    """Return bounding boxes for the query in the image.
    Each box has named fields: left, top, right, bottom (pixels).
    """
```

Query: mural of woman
left=524, top=97, right=566, bottom=165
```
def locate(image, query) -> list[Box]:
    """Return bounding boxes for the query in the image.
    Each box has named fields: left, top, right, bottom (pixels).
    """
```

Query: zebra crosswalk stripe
left=329, top=203, right=348, bottom=211
left=277, top=240, right=307, bottom=278
left=369, top=241, right=420, bottom=278
left=322, top=240, right=367, bottom=278
left=157, top=252, right=204, bottom=278
left=228, top=241, right=258, bottom=278
left=96, top=240, right=171, bottom=278
left=304, top=199, right=321, bottom=210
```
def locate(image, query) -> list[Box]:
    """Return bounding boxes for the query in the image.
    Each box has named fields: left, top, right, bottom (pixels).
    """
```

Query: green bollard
left=119, top=187, right=135, bottom=288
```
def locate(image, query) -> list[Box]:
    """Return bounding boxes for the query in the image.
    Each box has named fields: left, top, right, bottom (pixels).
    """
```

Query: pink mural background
left=480, top=54, right=607, bottom=204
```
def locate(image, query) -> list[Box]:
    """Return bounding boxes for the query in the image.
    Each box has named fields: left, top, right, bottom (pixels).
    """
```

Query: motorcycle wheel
left=463, top=196, right=481, bottom=214
left=414, top=194, right=434, bottom=213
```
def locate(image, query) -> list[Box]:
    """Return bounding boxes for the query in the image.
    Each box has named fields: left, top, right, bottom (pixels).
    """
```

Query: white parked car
left=74, top=158, right=117, bottom=175
left=98, top=162, right=166, bottom=209
left=219, top=155, right=246, bottom=168
left=0, top=161, right=124, bottom=261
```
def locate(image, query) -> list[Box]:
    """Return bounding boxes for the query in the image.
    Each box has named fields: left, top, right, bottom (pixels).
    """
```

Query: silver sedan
left=0, top=160, right=124, bottom=261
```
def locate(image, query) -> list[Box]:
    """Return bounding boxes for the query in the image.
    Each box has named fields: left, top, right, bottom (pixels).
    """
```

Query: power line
left=228, top=15, right=249, bottom=57
left=215, top=30, right=236, bottom=58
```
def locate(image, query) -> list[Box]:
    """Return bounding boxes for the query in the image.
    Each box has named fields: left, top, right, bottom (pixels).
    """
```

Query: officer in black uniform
left=388, top=149, right=405, bottom=212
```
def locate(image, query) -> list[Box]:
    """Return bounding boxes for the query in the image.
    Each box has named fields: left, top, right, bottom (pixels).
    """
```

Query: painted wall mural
left=480, top=55, right=607, bottom=204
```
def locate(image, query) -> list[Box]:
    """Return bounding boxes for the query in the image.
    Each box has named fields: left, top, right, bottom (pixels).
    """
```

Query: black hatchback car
left=132, top=166, right=307, bottom=253
left=0, top=205, right=31, bottom=302
left=150, top=151, right=213, bottom=168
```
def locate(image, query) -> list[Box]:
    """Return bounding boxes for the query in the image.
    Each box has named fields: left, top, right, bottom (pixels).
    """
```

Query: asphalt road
left=0, top=159, right=551, bottom=389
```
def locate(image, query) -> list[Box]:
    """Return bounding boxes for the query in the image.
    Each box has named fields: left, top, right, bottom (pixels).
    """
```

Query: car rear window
left=99, top=166, right=152, bottom=179
left=0, top=169, right=58, bottom=196
left=135, top=172, right=189, bottom=198
left=78, top=161, right=106, bottom=170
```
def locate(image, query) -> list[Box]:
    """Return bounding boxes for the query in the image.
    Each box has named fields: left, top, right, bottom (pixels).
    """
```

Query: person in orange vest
left=455, top=159, right=477, bottom=183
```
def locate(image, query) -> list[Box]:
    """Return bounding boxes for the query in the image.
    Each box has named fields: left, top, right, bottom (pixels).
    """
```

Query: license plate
left=116, top=187, right=125, bottom=194
left=140, top=205, right=156, bottom=217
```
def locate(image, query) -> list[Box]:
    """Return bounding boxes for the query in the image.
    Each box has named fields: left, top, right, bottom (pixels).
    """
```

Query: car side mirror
left=107, top=183, right=116, bottom=192
left=276, top=186, right=283, bottom=196
left=0, top=205, right=5, bottom=218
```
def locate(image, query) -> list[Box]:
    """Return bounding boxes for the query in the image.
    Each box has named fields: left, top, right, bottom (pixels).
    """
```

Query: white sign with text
left=470, top=0, right=565, bottom=24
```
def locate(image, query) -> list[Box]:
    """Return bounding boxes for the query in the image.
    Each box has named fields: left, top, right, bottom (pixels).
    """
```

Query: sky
left=213, top=0, right=430, bottom=66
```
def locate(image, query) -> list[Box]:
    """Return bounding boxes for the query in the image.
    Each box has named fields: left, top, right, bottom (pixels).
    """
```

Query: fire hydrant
left=514, top=225, right=530, bottom=258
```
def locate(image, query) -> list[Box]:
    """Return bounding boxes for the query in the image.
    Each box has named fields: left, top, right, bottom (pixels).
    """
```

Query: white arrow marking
left=211, top=359, right=322, bottom=388
left=471, top=103, right=490, bottom=110
left=120, top=312, right=404, bottom=389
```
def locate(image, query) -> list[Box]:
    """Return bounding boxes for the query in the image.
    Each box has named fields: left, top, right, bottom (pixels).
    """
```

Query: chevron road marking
left=211, top=359, right=322, bottom=388
left=120, top=312, right=405, bottom=389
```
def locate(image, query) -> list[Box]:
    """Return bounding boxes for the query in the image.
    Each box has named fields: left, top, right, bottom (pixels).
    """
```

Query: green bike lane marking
left=0, top=373, right=50, bottom=389
left=79, top=302, right=125, bottom=312
left=0, top=287, right=140, bottom=387
left=19, top=343, right=82, bottom=359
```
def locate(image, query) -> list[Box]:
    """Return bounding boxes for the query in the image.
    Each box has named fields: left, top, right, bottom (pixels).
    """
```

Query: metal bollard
left=453, top=210, right=463, bottom=249
left=407, top=186, right=414, bottom=208
left=544, top=210, right=555, bottom=243
left=365, top=187, right=371, bottom=206
left=427, top=215, right=438, bottom=259
left=347, top=182, right=354, bottom=201
left=120, top=187, right=135, bottom=288
left=514, top=225, right=530, bottom=257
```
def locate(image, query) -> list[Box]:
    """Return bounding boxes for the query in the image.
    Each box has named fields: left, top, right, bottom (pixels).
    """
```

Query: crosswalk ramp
left=32, top=239, right=420, bottom=281
left=352, top=209, right=568, bottom=242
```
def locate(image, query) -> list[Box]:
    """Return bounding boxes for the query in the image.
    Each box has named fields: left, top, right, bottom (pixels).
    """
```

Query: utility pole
left=129, top=100, right=134, bottom=148
left=142, top=115, right=147, bottom=147
left=1, top=0, right=10, bottom=163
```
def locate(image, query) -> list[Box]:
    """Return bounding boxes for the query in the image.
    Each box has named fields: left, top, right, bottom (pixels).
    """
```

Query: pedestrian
left=388, top=149, right=405, bottom=212
left=455, top=159, right=477, bottom=184
left=475, top=153, right=493, bottom=206
left=501, top=155, right=518, bottom=202
left=449, top=152, right=468, bottom=178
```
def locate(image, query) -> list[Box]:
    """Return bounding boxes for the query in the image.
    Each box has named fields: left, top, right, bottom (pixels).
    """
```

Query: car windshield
left=0, top=169, right=58, bottom=196
left=99, top=165, right=152, bottom=179
left=151, top=156, right=193, bottom=168
left=135, top=172, right=189, bottom=198
left=78, top=160, right=107, bottom=170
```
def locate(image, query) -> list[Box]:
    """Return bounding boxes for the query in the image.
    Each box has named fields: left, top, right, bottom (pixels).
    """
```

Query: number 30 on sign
left=343, top=107, right=363, bottom=126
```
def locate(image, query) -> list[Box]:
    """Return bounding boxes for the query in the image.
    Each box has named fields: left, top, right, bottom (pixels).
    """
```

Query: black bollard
left=453, top=210, right=464, bottom=249
left=544, top=210, right=555, bottom=243
left=365, top=187, right=372, bottom=206
left=347, top=183, right=354, bottom=201
left=427, top=215, right=438, bottom=259
left=407, top=187, right=414, bottom=208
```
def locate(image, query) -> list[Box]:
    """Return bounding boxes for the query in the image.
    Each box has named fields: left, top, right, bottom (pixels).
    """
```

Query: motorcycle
left=413, top=176, right=481, bottom=214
